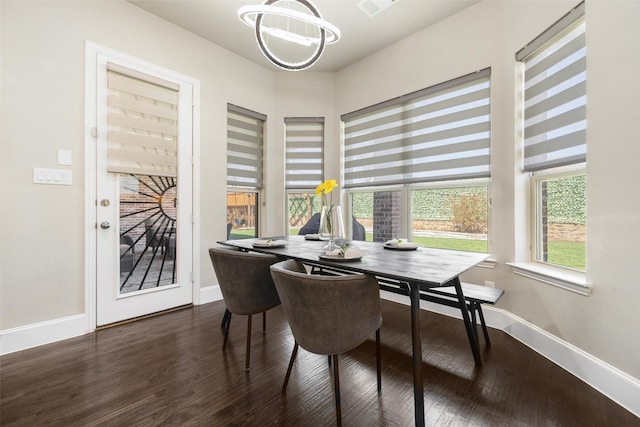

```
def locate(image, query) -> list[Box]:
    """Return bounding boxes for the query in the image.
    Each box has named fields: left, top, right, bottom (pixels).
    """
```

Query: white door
left=94, top=52, right=194, bottom=326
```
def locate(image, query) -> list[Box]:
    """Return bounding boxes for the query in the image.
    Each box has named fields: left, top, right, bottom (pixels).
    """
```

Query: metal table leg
left=409, top=282, right=425, bottom=427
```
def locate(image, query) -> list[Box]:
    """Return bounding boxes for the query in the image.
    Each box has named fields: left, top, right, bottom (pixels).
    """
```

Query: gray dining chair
left=269, top=259, right=382, bottom=426
left=298, top=212, right=367, bottom=241
left=208, top=247, right=281, bottom=371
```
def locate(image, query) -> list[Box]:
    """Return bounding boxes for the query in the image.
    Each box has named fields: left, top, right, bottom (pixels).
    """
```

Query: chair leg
left=376, top=328, right=381, bottom=394
left=282, top=342, right=299, bottom=393
left=262, top=311, right=267, bottom=333
left=245, top=315, right=252, bottom=371
left=222, top=313, right=232, bottom=351
left=332, top=354, right=342, bottom=426
left=221, top=309, right=231, bottom=330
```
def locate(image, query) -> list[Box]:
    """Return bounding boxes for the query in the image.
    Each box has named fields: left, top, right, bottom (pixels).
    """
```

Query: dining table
left=218, top=235, right=489, bottom=427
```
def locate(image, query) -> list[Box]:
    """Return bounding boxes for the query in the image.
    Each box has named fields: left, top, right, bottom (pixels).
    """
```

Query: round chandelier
left=238, top=0, right=341, bottom=71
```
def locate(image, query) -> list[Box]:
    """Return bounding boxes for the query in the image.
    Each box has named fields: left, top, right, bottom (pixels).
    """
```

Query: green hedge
left=546, top=175, right=586, bottom=225
left=352, top=187, right=487, bottom=221
left=352, top=177, right=585, bottom=225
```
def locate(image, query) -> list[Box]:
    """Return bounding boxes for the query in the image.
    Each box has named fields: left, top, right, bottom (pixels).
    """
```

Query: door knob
left=100, top=221, right=111, bottom=229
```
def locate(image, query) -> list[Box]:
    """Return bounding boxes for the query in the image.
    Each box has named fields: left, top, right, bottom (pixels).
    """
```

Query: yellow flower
left=315, top=179, right=339, bottom=237
left=315, top=179, right=337, bottom=196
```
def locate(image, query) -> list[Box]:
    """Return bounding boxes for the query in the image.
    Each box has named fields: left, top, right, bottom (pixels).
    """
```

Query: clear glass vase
left=319, top=205, right=345, bottom=250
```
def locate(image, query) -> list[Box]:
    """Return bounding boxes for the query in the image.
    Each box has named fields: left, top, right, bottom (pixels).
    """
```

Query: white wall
left=335, top=0, right=640, bottom=380
left=0, top=0, right=276, bottom=329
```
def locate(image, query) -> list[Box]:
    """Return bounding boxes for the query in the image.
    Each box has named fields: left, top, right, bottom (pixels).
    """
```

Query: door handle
left=100, top=221, right=111, bottom=229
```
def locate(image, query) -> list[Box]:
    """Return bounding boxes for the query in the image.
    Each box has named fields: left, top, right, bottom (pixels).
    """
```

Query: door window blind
left=227, top=104, right=266, bottom=188
left=342, top=68, right=491, bottom=188
left=516, top=1, right=586, bottom=172
left=106, top=63, right=179, bottom=177
left=285, top=117, right=324, bottom=189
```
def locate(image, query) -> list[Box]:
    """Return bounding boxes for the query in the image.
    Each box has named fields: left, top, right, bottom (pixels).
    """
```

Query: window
left=226, top=104, right=266, bottom=239
left=532, top=168, right=585, bottom=270
left=517, top=1, right=586, bottom=270
left=350, top=189, right=402, bottom=242
left=411, top=182, right=488, bottom=253
left=343, top=69, right=491, bottom=250
left=284, top=118, right=324, bottom=235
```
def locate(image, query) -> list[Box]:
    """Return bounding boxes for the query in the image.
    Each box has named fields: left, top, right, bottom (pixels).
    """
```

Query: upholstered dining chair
left=269, top=259, right=382, bottom=426
left=208, top=247, right=281, bottom=371
left=298, top=213, right=367, bottom=241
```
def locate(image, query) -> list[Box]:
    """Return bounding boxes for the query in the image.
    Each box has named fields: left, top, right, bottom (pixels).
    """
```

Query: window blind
left=227, top=104, right=266, bottom=188
left=342, top=68, right=491, bottom=188
left=517, top=1, right=586, bottom=172
left=106, top=63, right=179, bottom=177
left=285, top=117, right=324, bottom=189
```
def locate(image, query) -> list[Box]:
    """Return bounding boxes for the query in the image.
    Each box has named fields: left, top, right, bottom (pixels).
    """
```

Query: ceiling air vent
left=357, top=0, right=398, bottom=18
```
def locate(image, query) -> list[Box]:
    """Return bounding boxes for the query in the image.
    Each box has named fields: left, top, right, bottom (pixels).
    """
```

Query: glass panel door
left=119, top=174, right=177, bottom=294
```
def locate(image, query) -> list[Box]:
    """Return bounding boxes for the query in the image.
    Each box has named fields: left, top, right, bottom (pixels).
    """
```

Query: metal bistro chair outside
left=208, top=247, right=281, bottom=371
left=270, top=259, right=382, bottom=426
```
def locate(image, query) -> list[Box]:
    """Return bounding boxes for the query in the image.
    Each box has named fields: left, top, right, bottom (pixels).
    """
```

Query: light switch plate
left=33, top=168, right=72, bottom=185
left=57, top=149, right=72, bottom=166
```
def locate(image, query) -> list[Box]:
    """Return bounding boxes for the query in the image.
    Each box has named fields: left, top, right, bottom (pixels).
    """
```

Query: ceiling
left=128, top=0, right=479, bottom=72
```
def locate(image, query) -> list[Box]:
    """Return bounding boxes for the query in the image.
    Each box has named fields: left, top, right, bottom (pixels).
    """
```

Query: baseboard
left=199, top=284, right=222, bottom=305
left=1, top=287, right=223, bottom=356
left=0, top=314, right=87, bottom=356
left=380, top=291, right=640, bottom=418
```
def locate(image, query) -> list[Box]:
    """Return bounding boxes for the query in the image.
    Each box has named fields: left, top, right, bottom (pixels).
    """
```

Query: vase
left=319, top=205, right=345, bottom=250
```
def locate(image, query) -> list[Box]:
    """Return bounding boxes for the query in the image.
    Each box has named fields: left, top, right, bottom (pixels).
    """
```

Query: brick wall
left=372, top=191, right=401, bottom=242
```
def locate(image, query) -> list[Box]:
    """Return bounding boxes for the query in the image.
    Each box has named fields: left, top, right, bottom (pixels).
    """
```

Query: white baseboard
left=199, top=284, right=222, bottom=305
left=380, top=290, right=640, bottom=418
left=0, top=314, right=87, bottom=356
left=2, top=290, right=637, bottom=419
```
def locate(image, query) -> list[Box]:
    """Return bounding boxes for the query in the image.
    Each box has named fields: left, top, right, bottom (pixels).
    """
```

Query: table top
left=217, top=236, right=489, bottom=289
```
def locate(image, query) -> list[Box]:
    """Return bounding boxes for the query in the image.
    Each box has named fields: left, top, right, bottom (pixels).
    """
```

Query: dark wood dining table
left=218, top=235, right=489, bottom=427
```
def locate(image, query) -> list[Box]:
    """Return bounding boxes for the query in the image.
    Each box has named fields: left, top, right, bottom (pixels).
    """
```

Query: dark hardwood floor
left=1, top=299, right=638, bottom=426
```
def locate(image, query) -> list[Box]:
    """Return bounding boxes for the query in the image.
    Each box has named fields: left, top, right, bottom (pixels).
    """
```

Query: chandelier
left=238, top=0, right=341, bottom=71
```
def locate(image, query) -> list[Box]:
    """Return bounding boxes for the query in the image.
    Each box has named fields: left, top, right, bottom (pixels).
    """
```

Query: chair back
left=298, top=213, right=366, bottom=241
left=209, top=247, right=280, bottom=316
left=298, top=213, right=321, bottom=235
left=270, top=259, right=381, bottom=355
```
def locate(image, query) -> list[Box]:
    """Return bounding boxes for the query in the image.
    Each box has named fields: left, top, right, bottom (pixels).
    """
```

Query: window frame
left=531, top=164, right=586, bottom=271
left=226, top=104, right=266, bottom=239
left=346, top=177, right=490, bottom=254
left=285, top=189, right=323, bottom=236
left=283, top=117, right=325, bottom=236
left=515, top=1, right=587, bottom=277
left=226, top=188, right=260, bottom=240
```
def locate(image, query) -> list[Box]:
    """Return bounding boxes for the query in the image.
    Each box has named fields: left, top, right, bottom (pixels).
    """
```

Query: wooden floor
left=1, top=299, right=638, bottom=426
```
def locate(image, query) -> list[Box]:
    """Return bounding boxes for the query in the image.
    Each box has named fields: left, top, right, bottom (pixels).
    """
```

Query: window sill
left=506, top=262, right=591, bottom=295
left=477, top=257, right=497, bottom=269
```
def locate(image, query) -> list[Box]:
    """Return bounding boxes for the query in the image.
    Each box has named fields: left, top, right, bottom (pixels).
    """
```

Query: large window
left=226, top=104, right=265, bottom=239
left=285, top=117, right=324, bottom=235
left=343, top=69, right=491, bottom=251
left=517, top=1, right=586, bottom=270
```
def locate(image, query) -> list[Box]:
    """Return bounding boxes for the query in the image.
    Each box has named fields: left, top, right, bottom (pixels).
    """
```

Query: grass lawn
left=547, top=240, right=585, bottom=270
left=228, top=229, right=257, bottom=239
left=412, top=236, right=488, bottom=253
